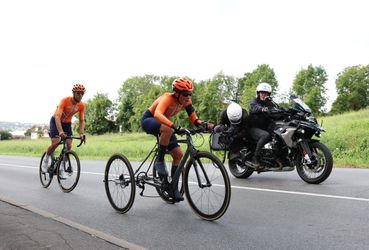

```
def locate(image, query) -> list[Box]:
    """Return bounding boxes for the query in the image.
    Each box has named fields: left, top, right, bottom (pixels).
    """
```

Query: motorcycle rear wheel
left=296, top=141, right=333, bottom=184
left=228, top=159, right=254, bottom=179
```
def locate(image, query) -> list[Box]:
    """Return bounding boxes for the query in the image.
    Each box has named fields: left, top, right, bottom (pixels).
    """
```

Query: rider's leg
left=66, top=139, right=72, bottom=151
left=170, top=146, right=183, bottom=166
left=170, top=146, right=184, bottom=202
left=57, top=138, right=73, bottom=178
left=42, top=137, right=59, bottom=172
left=250, top=128, right=271, bottom=167
left=228, top=139, right=242, bottom=162
left=154, top=124, right=173, bottom=176
left=64, top=123, right=73, bottom=151
left=46, top=138, right=59, bottom=156
left=46, top=116, right=60, bottom=159
left=140, top=112, right=172, bottom=176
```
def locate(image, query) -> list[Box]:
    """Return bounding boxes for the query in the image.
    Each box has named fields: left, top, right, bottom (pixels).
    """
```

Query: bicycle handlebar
left=175, top=127, right=210, bottom=136
left=59, top=135, right=86, bottom=147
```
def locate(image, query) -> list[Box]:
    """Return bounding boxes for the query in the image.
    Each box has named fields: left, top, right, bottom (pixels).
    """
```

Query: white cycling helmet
left=226, top=102, right=242, bottom=125
left=256, top=82, right=272, bottom=94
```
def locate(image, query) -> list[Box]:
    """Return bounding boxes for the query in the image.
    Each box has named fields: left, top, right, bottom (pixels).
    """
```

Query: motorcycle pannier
left=210, top=132, right=228, bottom=151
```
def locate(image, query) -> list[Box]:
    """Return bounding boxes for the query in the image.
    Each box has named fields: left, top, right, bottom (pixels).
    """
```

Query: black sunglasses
left=181, top=92, right=192, bottom=97
left=74, top=92, right=84, bottom=96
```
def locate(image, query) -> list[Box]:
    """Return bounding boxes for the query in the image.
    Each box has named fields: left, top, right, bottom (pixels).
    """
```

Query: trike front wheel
left=184, top=151, right=231, bottom=221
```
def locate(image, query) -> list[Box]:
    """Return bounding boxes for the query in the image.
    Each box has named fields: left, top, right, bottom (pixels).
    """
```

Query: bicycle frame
left=135, top=128, right=212, bottom=195
left=50, top=136, right=84, bottom=172
left=172, top=130, right=212, bottom=189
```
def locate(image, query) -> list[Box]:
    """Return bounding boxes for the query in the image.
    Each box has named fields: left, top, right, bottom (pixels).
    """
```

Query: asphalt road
left=1, top=155, right=369, bottom=250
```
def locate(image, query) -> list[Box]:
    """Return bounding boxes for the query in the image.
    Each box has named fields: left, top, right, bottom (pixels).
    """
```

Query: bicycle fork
left=189, top=154, right=212, bottom=189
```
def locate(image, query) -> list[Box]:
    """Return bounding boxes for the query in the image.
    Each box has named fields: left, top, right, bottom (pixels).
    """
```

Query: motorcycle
left=210, top=95, right=333, bottom=184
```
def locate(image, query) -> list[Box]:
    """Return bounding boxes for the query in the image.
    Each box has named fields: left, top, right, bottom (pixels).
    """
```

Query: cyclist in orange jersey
left=42, top=84, right=86, bottom=172
left=141, top=77, right=214, bottom=202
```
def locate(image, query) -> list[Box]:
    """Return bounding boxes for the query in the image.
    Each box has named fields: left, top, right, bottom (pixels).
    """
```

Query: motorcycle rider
left=214, top=102, right=249, bottom=162
left=249, top=82, right=278, bottom=169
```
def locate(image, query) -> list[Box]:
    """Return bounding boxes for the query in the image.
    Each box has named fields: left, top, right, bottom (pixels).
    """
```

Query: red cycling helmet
left=172, top=78, right=193, bottom=92
left=72, top=83, right=86, bottom=93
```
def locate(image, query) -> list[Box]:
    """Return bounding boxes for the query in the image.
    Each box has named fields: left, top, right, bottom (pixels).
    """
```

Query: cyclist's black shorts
left=49, top=116, right=72, bottom=138
left=141, top=110, right=179, bottom=151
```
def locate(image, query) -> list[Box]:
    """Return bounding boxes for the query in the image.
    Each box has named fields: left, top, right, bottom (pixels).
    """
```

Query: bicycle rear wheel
left=104, top=154, right=135, bottom=213
left=184, top=151, right=231, bottom=221
left=39, top=152, right=53, bottom=188
left=57, top=151, right=81, bottom=193
left=153, top=163, right=184, bottom=203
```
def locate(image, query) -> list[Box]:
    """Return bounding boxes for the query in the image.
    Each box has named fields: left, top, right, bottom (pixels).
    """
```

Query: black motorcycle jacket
left=216, top=108, right=250, bottom=139
left=249, top=98, right=277, bottom=131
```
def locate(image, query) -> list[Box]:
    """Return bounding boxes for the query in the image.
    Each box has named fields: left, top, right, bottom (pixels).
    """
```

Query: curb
left=0, top=195, right=146, bottom=250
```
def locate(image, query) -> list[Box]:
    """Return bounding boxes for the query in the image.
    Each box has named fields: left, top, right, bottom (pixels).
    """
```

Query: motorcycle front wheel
left=296, top=141, right=333, bottom=184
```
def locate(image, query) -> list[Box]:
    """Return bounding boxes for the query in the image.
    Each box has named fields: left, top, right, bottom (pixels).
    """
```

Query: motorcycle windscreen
left=290, top=95, right=312, bottom=113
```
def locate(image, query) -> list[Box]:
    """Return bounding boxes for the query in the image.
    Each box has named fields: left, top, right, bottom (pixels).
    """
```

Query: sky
left=0, top=0, right=368, bottom=124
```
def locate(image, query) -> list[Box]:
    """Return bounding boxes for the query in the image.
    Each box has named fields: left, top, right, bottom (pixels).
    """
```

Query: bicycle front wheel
left=57, top=151, right=81, bottom=193
left=104, top=154, right=135, bottom=213
left=184, top=151, right=231, bottom=221
left=39, top=152, right=53, bottom=188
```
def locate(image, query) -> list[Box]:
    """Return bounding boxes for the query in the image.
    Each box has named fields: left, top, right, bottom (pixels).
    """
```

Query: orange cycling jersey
left=53, top=97, right=85, bottom=123
left=148, top=92, right=198, bottom=127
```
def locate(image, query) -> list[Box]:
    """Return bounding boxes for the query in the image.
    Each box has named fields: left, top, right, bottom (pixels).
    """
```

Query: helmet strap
left=172, top=89, right=181, bottom=102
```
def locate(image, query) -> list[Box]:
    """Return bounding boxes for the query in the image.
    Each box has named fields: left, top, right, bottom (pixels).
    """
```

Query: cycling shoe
left=173, top=188, right=184, bottom=202
left=154, top=161, right=168, bottom=177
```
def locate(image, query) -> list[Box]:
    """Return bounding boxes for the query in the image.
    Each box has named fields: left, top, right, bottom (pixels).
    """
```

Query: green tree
left=239, top=64, right=278, bottom=108
left=84, top=93, right=116, bottom=135
left=129, top=85, right=164, bottom=131
left=25, top=128, right=32, bottom=136
left=292, top=64, right=328, bottom=114
left=159, top=75, right=178, bottom=91
left=234, top=77, right=245, bottom=103
left=0, top=130, right=12, bottom=140
left=197, top=72, right=237, bottom=123
left=117, top=75, right=161, bottom=132
left=331, top=65, right=369, bottom=114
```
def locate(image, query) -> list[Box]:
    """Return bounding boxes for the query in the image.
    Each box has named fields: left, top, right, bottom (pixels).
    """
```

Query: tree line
left=82, top=64, right=369, bottom=135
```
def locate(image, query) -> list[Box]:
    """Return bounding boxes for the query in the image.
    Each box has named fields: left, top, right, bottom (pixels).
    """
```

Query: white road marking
left=0, top=163, right=104, bottom=175
left=231, top=185, right=369, bottom=202
left=2, top=163, right=369, bottom=202
left=0, top=163, right=35, bottom=169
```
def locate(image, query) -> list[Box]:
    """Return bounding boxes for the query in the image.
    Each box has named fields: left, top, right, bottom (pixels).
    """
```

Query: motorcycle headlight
left=297, top=128, right=305, bottom=134
left=306, top=115, right=317, bottom=123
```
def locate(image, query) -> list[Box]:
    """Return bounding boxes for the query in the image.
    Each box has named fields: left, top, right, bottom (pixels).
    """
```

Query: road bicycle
left=104, top=127, right=231, bottom=221
left=39, top=136, right=85, bottom=193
